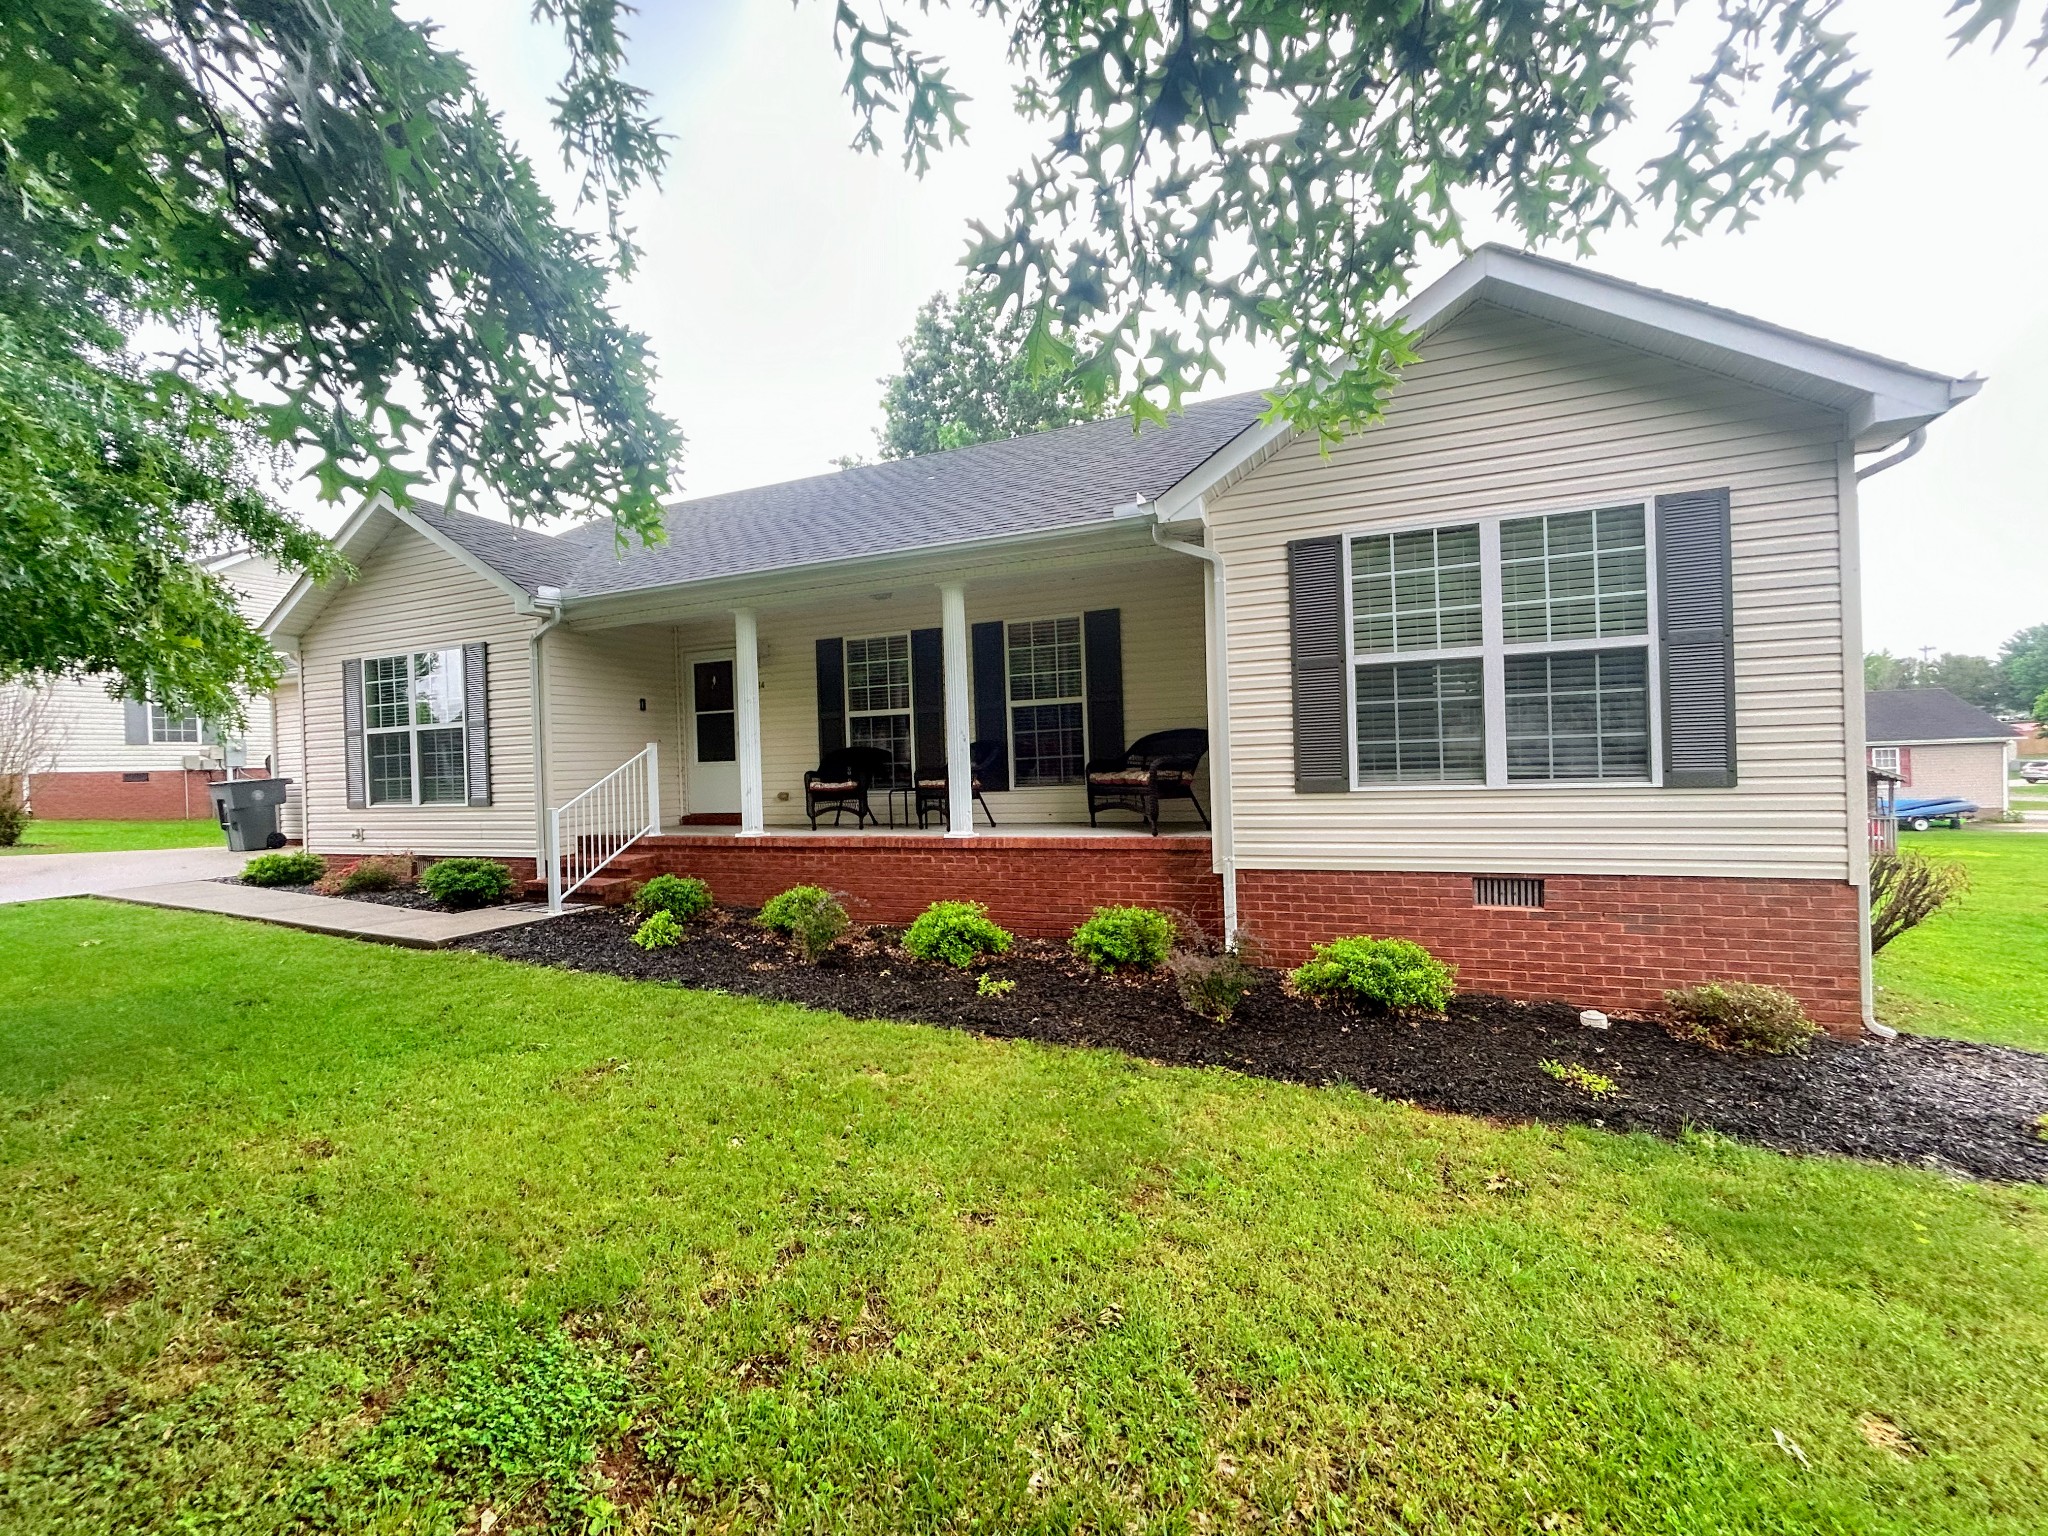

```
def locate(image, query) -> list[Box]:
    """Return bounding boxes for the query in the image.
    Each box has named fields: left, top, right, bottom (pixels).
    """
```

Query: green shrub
left=903, top=900, right=1013, bottom=968
left=1167, top=943, right=1260, bottom=1023
left=1070, top=905, right=1178, bottom=972
left=314, top=854, right=412, bottom=895
left=631, top=909, right=684, bottom=949
left=1289, top=936, right=1456, bottom=1014
left=1664, top=982, right=1819, bottom=1056
left=418, top=857, right=516, bottom=909
left=241, top=849, right=326, bottom=887
left=1540, top=1059, right=1617, bottom=1098
left=1869, top=850, right=1967, bottom=952
left=757, top=884, right=835, bottom=933
left=976, top=974, right=1016, bottom=999
left=633, top=873, right=712, bottom=922
left=0, top=791, right=28, bottom=848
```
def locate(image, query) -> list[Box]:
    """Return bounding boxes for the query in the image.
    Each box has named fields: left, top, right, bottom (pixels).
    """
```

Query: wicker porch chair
left=1085, top=728, right=1210, bottom=835
left=804, top=745, right=893, bottom=829
left=913, top=740, right=1001, bottom=830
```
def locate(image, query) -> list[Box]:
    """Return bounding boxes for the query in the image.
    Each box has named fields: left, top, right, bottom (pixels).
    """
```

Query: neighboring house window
left=844, top=633, right=913, bottom=786
left=363, top=649, right=468, bottom=805
left=1348, top=504, right=1655, bottom=787
left=1869, top=746, right=1901, bottom=773
left=1007, top=615, right=1087, bottom=785
left=150, top=704, right=202, bottom=744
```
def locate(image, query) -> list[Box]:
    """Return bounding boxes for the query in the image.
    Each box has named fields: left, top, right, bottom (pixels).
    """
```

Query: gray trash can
left=207, top=777, right=292, bottom=852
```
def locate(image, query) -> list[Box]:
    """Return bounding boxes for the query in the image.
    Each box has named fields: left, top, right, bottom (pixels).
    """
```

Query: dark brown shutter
left=1082, top=608, right=1124, bottom=764
left=1656, top=487, right=1738, bottom=788
left=815, top=638, right=846, bottom=762
left=1288, top=536, right=1348, bottom=792
left=463, top=642, right=491, bottom=806
left=971, top=621, right=1009, bottom=790
left=342, top=659, right=367, bottom=809
left=910, top=626, right=945, bottom=777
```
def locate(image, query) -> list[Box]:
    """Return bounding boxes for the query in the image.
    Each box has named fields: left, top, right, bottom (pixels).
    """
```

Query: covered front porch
left=534, top=523, right=1231, bottom=915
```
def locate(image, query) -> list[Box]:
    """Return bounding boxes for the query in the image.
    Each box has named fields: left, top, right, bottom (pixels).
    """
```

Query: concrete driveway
left=0, top=845, right=254, bottom=905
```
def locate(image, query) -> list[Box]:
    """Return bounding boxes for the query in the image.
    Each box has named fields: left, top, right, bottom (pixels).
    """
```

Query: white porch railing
left=548, top=742, right=660, bottom=911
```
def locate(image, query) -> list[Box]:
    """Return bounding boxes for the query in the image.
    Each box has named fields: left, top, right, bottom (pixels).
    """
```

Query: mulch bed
left=458, top=906, right=2048, bottom=1185
left=219, top=877, right=540, bottom=913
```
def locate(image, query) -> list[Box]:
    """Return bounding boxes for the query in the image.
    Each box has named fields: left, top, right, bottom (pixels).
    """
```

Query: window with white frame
left=1348, top=504, right=1656, bottom=787
left=1869, top=746, right=1901, bottom=773
left=149, top=704, right=202, bottom=745
left=1007, top=615, right=1087, bottom=785
left=844, top=633, right=913, bottom=786
left=364, top=648, right=468, bottom=805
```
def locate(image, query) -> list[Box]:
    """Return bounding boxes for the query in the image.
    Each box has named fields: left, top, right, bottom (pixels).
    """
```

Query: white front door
left=686, top=653, right=741, bottom=816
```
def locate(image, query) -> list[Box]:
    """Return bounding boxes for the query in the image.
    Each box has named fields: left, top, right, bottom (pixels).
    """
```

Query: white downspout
left=1150, top=511, right=1238, bottom=942
left=529, top=588, right=566, bottom=881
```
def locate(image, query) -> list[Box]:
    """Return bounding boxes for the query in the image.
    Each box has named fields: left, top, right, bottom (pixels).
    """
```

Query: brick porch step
left=519, top=853, right=660, bottom=907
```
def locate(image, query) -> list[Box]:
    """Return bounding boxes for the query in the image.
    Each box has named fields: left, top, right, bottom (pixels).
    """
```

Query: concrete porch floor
left=660, top=820, right=1209, bottom=841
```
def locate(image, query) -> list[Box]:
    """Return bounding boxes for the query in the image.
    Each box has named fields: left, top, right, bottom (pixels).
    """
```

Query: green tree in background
left=2001, top=626, right=2048, bottom=715
left=874, top=286, right=1107, bottom=459
left=0, top=1, right=677, bottom=723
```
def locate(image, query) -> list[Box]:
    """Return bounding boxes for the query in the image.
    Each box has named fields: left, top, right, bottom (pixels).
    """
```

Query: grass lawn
left=3, top=902, right=2045, bottom=1535
left=0, top=818, right=223, bottom=856
left=1875, top=829, right=2048, bottom=1052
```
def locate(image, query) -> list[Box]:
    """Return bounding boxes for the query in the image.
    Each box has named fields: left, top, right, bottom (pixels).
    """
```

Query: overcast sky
left=378, top=0, right=2046, bottom=659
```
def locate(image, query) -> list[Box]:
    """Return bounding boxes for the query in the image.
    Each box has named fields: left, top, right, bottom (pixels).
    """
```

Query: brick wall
left=311, top=851, right=540, bottom=882
left=25, top=768, right=268, bottom=821
left=1237, top=869, right=1865, bottom=1034
left=637, top=834, right=1227, bottom=940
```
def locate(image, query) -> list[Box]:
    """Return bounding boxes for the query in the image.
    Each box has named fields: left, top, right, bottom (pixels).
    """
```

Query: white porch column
left=733, top=607, right=765, bottom=836
left=940, top=582, right=974, bottom=836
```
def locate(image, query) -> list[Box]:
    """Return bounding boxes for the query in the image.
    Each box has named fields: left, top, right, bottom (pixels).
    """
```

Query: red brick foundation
left=1236, top=869, right=1865, bottom=1035
left=25, top=768, right=267, bottom=821
left=311, top=851, right=540, bottom=882
left=635, top=833, right=1226, bottom=940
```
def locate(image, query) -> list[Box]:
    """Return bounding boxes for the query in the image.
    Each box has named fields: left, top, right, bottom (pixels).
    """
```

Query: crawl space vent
left=1473, top=876, right=1545, bottom=909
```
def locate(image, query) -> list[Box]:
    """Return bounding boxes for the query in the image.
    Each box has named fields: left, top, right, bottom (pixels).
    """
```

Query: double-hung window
left=149, top=704, right=202, bottom=745
left=364, top=648, right=468, bottom=805
left=1868, top=746, right=1901, bottom=774
left=1348, top=504, right=1656, bottom=787
left=844, top=633, right=913, bottom=786
left=1006, top=616, right=1087, bottom=785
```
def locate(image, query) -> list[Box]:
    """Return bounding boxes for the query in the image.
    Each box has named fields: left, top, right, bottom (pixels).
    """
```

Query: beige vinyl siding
left=1210, top=301, right=1855, bottom=880
left=299, top=528, right=537, bottom=857
left=542, top=625, right=684, bottom=812
left=1893, top=741, right=2011, bottom=814
left=610, top=553, right=1209, bottom=827
left=273, top=675, right=304, bottom=837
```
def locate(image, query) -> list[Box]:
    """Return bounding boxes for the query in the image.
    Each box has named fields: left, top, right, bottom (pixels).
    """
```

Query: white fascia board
left=1869, top=735, right=2015, bottom=747
left=1400, top=245, right=1979, bottom=448
left=1148, top=413, right=1293, bottom=524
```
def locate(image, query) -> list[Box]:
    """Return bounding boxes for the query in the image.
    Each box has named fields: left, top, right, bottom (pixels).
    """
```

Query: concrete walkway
left=0, top=844, right=255, bottom=904
left=100, top=880, right=561, bottom=948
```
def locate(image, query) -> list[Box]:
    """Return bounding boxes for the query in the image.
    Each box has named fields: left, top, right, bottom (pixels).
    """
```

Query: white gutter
left=1149, top=511, right=1239, bottom=942
left=528, top=586, right=567, bottom=872
left=1855, top=427, right=1926, bottom=482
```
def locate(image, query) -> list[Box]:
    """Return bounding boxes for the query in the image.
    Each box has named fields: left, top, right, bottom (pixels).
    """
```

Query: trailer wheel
left=1908, top=816, right=1932, bottom=832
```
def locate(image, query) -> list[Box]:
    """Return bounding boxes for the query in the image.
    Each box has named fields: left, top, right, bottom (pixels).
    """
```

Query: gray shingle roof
left=408, top=393, right=1271, bottom=602
left=1865, top=688, right=2011, bottom=744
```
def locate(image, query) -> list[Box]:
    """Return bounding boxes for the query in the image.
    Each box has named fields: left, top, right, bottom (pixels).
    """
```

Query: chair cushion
left=1089, top=768, right=1155, bottom=786
left=917, top=778, right=984, bottom=791
left=1152, top=768, right=1192, bottom=785
left=807, top=779, right=860, bottom=794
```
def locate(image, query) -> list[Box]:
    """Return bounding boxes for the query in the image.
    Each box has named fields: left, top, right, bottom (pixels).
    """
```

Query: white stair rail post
left=546, top=807, right=563, bottom=912
left=645, top=740, right=660, bottom=834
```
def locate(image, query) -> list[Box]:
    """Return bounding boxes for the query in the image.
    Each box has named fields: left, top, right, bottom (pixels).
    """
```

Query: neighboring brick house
left=23, top=552, right=293, bottom=820
left=1865, top=687, right=2014, bottom=816
left=266, top=247, right=1981, bottom=1035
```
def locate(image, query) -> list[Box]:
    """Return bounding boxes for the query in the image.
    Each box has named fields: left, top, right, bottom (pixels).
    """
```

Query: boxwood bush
left=1289, top=936, right=1456, bottom=1015
left=1664, top=982, right=1819, bottom=1056
left=314, top=855, right=412, bottom=895
left=241, top=850, right=325, bottom=887
left=633, top=873, right=712, bottom=922
left=756, top=885, right=851, bottom=964
left=1070, top=905, right=1177, bottom=972
left=757, top=885, right=834, bottom=933
left=418, top=857, right=516, bottom=910
left=903, top=900, right=1012, bottom=968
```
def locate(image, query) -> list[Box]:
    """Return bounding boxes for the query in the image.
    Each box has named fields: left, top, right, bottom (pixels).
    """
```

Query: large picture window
left=364, top=648, right=468, bottom=805
left=844, top=633, right=913, bottom=786
left=1348, top=504, right=1656, bottom=788
left=1006, top=616, right=1086, bottom=785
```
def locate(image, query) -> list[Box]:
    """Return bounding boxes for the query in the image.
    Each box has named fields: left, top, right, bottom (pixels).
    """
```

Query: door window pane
left=1351, top=525, right=1482, bottom=654
left=694, top=660, right=736, bottom=763
left=1503, top=648, right=1650, bottom=781
left=693, top=659, right=734, bottom=713
left=1500, top=506, right=1648, bottom=643
left=1354, top=660, right=1486, bottom=783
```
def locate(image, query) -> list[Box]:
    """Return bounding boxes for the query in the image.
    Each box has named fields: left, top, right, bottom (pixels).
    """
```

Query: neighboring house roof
left=267, top=246, right=1982, bottom=639
left=1865, top=688, right=2012, bottom=744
